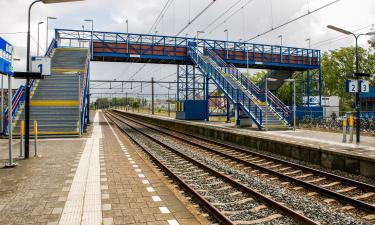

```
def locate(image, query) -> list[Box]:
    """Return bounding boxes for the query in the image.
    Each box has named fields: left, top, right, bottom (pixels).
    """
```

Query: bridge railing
left=2, top=84, right=25, bottom=134
left=205, top=48, right=290, bottom=124
left=55, top=29, right=320, bottom=69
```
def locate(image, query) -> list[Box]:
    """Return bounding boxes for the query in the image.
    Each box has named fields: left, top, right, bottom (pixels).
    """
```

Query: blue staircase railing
left=79, top=54, right=90, bottom=134
left=2, top=84, right=25, bottom=134
left=188, top=44, right=263, bottom=128
left=205, top=48, right=290, bottom=125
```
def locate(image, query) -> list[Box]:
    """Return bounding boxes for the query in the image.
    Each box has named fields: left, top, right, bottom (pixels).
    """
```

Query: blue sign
left=0, top=37, right=13, bottom=75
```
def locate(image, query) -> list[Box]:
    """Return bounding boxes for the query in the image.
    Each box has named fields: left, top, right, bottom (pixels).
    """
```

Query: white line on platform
left=59, top=112, right=102, bottom=225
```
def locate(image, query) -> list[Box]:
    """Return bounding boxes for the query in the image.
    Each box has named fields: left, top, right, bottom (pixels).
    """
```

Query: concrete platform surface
left=0, top=111, right=202, bottom=225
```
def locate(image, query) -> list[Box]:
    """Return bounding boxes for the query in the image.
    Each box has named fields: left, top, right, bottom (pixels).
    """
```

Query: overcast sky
left=1, top=0, right=374, bottom=97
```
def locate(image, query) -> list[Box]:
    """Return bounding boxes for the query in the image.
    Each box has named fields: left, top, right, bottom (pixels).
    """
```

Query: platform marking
left=103, top=112, right=180, bottom=225
left=147, top=187, right=155, bottom=192
left=59, top=112, right=102, bottom=225
left=152, top=196, right=162, bottom=202
left=168, top=220, right=180, bottom=225
left=159, top=207, right=170, bottom=214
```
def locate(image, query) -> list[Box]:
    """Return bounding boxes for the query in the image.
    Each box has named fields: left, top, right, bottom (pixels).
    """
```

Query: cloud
left=1, top=0, right=374, bottom=95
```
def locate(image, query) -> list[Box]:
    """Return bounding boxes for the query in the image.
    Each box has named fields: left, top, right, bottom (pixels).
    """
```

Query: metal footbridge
left=2, top=29, right=321, bottom=135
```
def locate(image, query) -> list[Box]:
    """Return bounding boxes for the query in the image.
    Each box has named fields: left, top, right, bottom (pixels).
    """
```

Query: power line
left=176, top=0, right=217, bottom=36
left=148, top=0, right=174, bottom=33
left=246, top=0, right=342, bottom=41
left=200, top=0, right=242, bottom=32
left=311, top=24, right=375, bottom=48
left=206, top=0, right=254, bottom=35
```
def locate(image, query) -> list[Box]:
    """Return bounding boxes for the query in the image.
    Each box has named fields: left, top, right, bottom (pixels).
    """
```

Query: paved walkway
left=0, top=111, right=202, bottom=225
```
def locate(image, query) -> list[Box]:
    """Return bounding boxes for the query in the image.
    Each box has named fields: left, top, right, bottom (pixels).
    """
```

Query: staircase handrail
left=2, top=85, right=25, bottom=134
left=46, top=38, right=57, bottom=57
left=189, top=45, right=263, bottom=127
left=205, top=48, right=290, bottom=124
left=79, top=53, right=90, bottom=134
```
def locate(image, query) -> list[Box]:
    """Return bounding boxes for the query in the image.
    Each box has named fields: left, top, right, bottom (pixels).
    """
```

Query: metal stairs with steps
left=203, top=48, right=290, bottom=129
left=11, top=48, right=89, bottom=136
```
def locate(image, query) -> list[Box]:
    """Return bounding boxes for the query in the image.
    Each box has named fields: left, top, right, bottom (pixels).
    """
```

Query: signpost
left=31, top=56, right=51, bottom=76
left=345, top=76, right=371, bottom=144
left=0, top=37, right=17, bottom=167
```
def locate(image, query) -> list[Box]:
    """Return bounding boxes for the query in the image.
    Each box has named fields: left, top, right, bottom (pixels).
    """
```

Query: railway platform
left=0, top=111, right=203, bottom=225
left=116, top=111, right=375, bottom=178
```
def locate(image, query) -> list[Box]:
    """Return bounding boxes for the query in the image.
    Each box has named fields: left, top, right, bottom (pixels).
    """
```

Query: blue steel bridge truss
left=55, top=29, right=322, bottom=120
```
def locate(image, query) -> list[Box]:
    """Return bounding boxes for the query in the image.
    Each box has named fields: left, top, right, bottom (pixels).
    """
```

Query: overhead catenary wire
left=175, top=0, right=217, bottom=36
left=200, top=0, right=242, bottom=33
left=246, top=0, right=342, bottom=41
left=207, top=0, right=254, bottom=35
left=148, top=0, right=175, bottom=34
left=311, top=24, right=375, bottom=48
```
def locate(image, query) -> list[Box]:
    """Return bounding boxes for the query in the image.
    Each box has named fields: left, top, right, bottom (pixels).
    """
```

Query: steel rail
left=106, top=110, right=319, bottom=225
left=104, top=112, right=234, bottom=225
left=112, top=110, right=375, bottom=214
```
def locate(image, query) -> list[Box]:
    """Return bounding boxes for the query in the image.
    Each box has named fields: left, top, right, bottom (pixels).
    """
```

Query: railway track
left=105, top=111, right=319, bottom=225
left=109, top=110, right=375, bottom=221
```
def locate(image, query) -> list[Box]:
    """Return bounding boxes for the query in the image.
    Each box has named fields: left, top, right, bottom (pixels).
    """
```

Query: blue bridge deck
left=56, top=29, right=320, bottom=71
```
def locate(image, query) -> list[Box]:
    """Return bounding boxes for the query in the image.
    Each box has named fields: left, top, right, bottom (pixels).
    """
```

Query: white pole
left=246, top=47, right=249, bottom=75
left=126, top=19, right=129, bottom=54
left=46, top=18, right=49, bottom=52
left=91, top=20, right=93, bottom=60
left=6, top=72, right=15, bottom=167
left=1, top=74, right=3, bottom=133
left=265, top=79, right=268, bottom=131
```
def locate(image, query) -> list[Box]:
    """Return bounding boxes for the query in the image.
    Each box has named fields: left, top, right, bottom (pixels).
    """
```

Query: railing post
left=19, top=120, right=24, bottom=158
left=34, top=120, right=39, bottom=157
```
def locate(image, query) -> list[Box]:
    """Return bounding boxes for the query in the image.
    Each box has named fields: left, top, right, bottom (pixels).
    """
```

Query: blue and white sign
left=360, top=80, right=370, bottom=93
left=31, top=56, right=51, bottom=76
left=345, top=79, right=358, bottom=93
left=0, top=37, right=13, bottom=75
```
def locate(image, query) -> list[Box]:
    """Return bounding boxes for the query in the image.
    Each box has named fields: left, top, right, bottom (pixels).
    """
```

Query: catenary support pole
left=151, top=77, right=154, bottom=115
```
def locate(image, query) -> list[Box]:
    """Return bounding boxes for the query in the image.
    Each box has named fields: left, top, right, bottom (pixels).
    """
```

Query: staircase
left=188, top=43, right=290, bottom=129
left=206, top=49, right=291, bottom=128
left=11, top=48, right=89, bottom=136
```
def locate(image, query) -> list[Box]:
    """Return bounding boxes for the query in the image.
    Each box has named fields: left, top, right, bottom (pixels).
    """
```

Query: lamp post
left=126, top=19, right=129, bottom=53
left=46, top=16, right=56, bottom=51
left=224, top=29, right=229, bottom=58
left=25, top=0, right=84, bottom=159
left=84, top=19, right=93, bottom=59
left=285, top=79, right=296, bottom=131
left=265, top=78, right=277, bottom=131
left=5, top=48, right=20, bottom=168
left=305, top=38, right=311, bottom=48
left=278, top=34, right=283, bottom=46
left=327, top=25, right=375, bottom=143
left=196, top=31, right=205, bottom=39
left=37, top=21, right=44, bottom=56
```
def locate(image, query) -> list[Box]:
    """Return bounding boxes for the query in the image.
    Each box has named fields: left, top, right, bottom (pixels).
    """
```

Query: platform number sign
left=0, top=37, right=13, bottom=75
left=346, top=79, right=370, bottom=93
left=31, top=56, right=51, bottom=76
left=345, top=80, right=358, bottom=93
left=360, top=80, right=370, bottom=93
